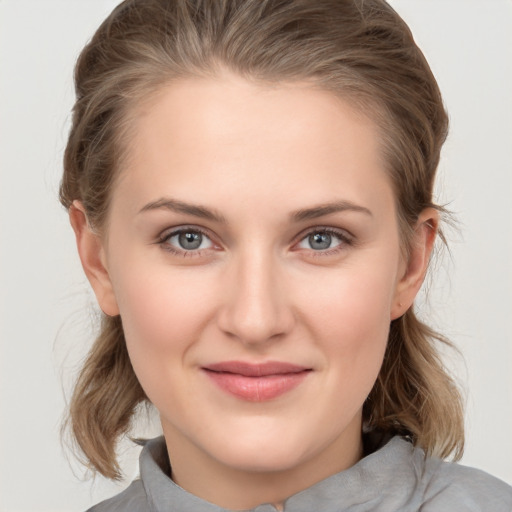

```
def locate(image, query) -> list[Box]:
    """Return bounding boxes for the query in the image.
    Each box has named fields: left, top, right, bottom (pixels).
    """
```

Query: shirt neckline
left=139, top=435, right=416, bottom=512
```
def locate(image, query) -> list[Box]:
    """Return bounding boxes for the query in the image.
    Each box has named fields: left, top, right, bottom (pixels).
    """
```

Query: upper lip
left=203, top=361, right=310, bottom=377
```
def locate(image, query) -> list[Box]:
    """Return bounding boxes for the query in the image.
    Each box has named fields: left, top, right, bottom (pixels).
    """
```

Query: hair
left=60, top=0, right=464, bottom=479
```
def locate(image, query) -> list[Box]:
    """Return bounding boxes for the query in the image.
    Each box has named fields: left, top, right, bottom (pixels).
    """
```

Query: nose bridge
left=217, top=243, right=293, bottom=345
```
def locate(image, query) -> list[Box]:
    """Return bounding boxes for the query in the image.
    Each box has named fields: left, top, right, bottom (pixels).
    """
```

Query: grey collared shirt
left=88, top=436, right=512, bottom=511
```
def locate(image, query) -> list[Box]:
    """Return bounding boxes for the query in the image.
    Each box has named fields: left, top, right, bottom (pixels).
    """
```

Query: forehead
left=113, top=72, right=394, bottom=221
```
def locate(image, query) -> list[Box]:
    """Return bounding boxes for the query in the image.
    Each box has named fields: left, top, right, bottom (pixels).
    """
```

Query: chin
left=203, top=421, right=323, bottom=473
left=216, top=442, right=308, bottom=473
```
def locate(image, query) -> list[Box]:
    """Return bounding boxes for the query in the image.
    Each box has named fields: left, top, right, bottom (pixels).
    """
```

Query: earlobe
left=390, top=208, right=439, bottom=320
left=69, top=201, right=120, bottom=316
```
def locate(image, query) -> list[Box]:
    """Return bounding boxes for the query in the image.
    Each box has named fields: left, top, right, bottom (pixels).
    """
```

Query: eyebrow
left=139, top=197, right=227, bottom=224
left=290, top=201, right=373, bottom=222
left=139, top=197, right=372, bottom=223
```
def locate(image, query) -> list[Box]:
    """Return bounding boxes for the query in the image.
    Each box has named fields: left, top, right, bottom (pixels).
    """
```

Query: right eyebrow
left=138, top=197, right=227, bottom=224
left=290, top=200, right=373, bottom=222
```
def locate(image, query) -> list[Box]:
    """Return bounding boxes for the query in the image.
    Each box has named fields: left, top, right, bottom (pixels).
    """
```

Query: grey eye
left=178, top=231, right=203, bottom=250
left=296, top=230, right=345, bottom=252
left=165, top=229, right=213, bottom=251
left=308, top=232, right=332, bottom=250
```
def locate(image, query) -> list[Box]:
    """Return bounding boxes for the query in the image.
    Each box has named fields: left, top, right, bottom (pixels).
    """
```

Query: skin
left=71, top=72, right=437, bottom=510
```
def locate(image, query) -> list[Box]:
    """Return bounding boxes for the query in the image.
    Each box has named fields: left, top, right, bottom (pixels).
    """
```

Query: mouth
left=201, top=361, right=312, bottom=402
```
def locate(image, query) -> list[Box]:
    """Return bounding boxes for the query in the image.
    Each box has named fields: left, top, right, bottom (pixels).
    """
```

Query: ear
left=390, top=208, right=439, bottom=320
left=69, top=201, right=120, bottom=316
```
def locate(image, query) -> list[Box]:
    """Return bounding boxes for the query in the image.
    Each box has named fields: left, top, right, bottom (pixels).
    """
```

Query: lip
left=202, top=361, right=311, bottom=402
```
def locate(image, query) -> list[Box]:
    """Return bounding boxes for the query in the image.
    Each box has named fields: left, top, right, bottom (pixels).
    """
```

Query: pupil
left=310, top=232, right=331, bottom=250
left=179, top=231, right=202, bottom=250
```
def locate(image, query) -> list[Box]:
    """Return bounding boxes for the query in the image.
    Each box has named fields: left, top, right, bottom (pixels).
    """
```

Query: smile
left=202, top=361, right=312, bottom=402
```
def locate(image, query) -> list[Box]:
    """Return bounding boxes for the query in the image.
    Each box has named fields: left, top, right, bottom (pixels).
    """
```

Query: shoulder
left=86, top=479, right=148, bottom=512
left=408, top=443, right=512, bottom=511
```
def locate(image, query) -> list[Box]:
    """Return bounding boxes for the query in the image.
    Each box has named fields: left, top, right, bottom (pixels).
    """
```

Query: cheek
left=307, top=263, right=395, bottom=330
left=110, top=259, right=216, bottom=388
left=114, top=255, right=209, bottom=334
left=310, top=272, right=393, bottom=426
left=299, top=262, right=396, bottom=376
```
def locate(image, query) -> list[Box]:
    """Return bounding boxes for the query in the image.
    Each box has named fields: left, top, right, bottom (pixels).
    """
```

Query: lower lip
left=203, top=370, right=310, bottom=401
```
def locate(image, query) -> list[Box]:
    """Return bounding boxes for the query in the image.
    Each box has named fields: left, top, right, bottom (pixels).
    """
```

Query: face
left=73, top=72, right=432, bottom=505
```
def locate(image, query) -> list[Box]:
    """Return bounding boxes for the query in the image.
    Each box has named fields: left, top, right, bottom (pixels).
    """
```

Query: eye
left=296, top=228, right=351, bottom=252
left=160, top=227, right=214, bottom=254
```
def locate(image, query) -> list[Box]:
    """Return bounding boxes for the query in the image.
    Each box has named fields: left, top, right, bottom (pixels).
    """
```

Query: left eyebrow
left=138, top=197, right=227, bottom=224
left=290, top=200, right=373, bottom=222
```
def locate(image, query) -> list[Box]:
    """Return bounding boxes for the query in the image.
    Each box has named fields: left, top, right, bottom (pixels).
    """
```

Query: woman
left=61, top=0, right=512, bottom=510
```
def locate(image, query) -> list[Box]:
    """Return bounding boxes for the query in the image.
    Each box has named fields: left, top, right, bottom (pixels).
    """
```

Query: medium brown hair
left=61, top=0, right=464, bottom=479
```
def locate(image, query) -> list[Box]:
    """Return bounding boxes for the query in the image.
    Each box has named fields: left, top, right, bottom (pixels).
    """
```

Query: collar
left=139, top=435, right=419, bottom=512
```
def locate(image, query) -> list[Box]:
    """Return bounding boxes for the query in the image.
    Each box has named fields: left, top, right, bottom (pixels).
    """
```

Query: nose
left=216, top=249, right=295, bottom=346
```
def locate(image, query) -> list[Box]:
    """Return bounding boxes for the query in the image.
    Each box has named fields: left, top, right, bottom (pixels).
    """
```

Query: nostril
left=217, top=302, right=295, bottom=345
left=215, top=259, right=295, bottom=344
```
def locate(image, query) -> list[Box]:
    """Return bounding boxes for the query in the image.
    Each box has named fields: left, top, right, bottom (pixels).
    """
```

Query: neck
left=162, top=420, right=363, bottom=510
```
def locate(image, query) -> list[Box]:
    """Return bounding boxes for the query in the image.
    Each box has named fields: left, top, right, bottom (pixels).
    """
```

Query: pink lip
left=202, top=361, right=311, bottom=401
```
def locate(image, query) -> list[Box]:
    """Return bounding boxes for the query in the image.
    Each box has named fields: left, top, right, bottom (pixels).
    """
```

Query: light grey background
left=1, top=1, right=511, bottom=510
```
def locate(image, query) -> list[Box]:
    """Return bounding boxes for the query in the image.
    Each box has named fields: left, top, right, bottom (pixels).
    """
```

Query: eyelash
left=157, top=226, right=354, bottom=258
left=297, top=227, right=354, bottom=258
left=157, top=226, right=214, bottom=257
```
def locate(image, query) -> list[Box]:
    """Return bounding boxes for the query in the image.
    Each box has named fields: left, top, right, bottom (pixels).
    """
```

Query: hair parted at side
left=61, top=0, right=464, bottom=479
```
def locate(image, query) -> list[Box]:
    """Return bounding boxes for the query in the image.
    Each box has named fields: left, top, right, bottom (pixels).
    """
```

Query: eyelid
left=155, top=224, right=354, bottom=258
left=292, top=226, right=355, bottom=255
left=157, top=225, right=220, bottom=256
